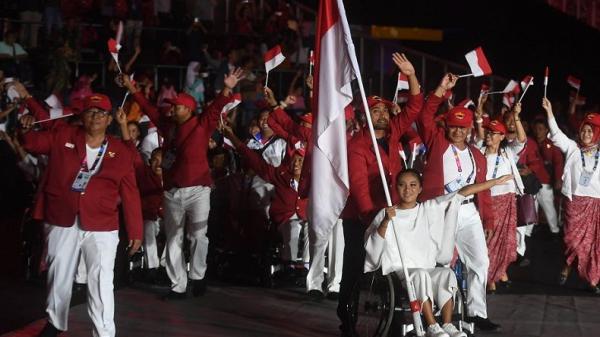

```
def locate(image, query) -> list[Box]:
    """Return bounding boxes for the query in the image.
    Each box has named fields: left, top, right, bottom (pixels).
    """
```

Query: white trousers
left=306, top=218, right=344, bottom=293
left=536, top=184, right=560, bottom=233
left=163, top=185, right=211, bottom=293
left=516, top=224, right=535, bottom=256
left=280, top=216, right=309, bottom=263
left=144, top=219, right=162, bottom=269
left=45, top=221, right=119, bottom=337
left=75, top=253, right=87, bottom=284
left=454, top=204, right=489, bottom=318
left=397, top=268, right=457, bottom=311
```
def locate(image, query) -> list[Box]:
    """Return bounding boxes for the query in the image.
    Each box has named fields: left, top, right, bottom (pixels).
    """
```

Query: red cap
left=366, top=96, right=394, bottom=110
left=165, top=92, right=197, bottom=111
left=583, top=113, right=600, bottom=128
left=445, top=107, right=473, bottom=128
left=485, top=119, right=507, bottom=134
left=294, top=147, right=306, bottom=157
left=83, top=94, right=112, bottom=112
left=299, top=112, right=313, bottom=124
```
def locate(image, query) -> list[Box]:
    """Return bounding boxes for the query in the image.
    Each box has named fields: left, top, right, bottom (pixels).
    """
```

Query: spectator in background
left=194, top=0, right=217, bottom=31
left=0, top=30, right=29, bottom=80
left=125, top=0, right=144, bottom=53
left=159, top=40, right=183, bottom=65
left=156, top=77, right=177, bottom=107
left=235, top=1, right=256, bottom=35
left=18, top=0, right=43, bottom=49
left=184, top=61, right=206, bottom=111
left=69, top=73, right=97, bottom=103
left=43, top=0, right=63, bottom=36
left=186, top=19, right=207, bottom=62
left=46, top=39, right=75, bottom=95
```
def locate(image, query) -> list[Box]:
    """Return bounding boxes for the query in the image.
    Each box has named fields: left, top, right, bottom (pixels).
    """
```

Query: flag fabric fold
left=264, top=45, right=286, bottom=73
left=521, top=75, right=534, bottom=89
left=310, top=0, right=352, bottom=241
left=465, top=47, right=492, bottom=77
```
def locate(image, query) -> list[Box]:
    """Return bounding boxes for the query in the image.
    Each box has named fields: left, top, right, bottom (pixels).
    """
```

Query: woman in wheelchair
left=364, top=169, right=511, bottom=337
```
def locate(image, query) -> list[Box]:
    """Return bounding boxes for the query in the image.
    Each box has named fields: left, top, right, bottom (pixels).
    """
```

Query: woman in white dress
left=542, top=98, right=600, bottom=294
left=364, top=169, right=511, bottom=337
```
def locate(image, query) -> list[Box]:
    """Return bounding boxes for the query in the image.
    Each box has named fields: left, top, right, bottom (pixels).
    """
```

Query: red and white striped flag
left=503, top=93, right=516, bottom=108
left=544, top=66, right=549, bottom=86
left=464, top=47, right=493, bottom=77
left=521, top=75, right=534, bottom=89
left=107, top=21, right=123, bottom=73
left=310, top=0, right=351, bottom=243
left=504, top=80, right=520, bottom=94
left=264, top=45, right=285, bottom=73
left=567, top=75, right=581, bottom=90
left=397, top=73, right=409, bottom=91
left=221, top=93, right=242, bottom=115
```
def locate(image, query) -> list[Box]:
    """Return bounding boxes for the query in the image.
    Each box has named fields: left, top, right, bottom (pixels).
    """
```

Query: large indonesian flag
left=465, top=47, right=492, bottom=77
left=309, top=0, right=352, bottom=240
left=264, top=45, right=286, bottom=73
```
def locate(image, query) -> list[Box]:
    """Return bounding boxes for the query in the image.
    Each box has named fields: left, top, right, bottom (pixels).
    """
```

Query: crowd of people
left=1, top=4, right=600, bottom=337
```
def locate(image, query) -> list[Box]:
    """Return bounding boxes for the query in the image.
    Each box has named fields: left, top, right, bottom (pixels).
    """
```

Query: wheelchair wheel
left=355, top=271, right=395, bottom=337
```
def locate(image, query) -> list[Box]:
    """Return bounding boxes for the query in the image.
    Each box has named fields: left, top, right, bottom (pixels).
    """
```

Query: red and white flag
left=458, top=98, right=475, bottom=109
left=264, top=45, right=285, bottom=73
left=504, top=80, right=519, bottom=94
left=310, top=0, right=352, bottom=245
left=107, top=21, right=123, bottom=73
left=221, top=93, right=242, bottom=115
left=544, top=66, right=549, bottom=86
left=464, top=47, right=493, bottom=77
left=567, top=75, right=581, bottom=91
left=503, top=93, right=516, bottom=108
left=520, top=75, right=534, bottom=89
left=396, top=73, right=409, bottom=91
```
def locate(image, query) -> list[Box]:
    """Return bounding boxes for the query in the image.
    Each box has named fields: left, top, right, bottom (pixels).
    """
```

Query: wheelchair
left=354, top=260, right=475, bottom=337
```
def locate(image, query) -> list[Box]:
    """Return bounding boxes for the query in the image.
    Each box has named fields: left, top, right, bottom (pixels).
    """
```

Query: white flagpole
left=458, top=73, right=473, bottom=78
left=392, top=79, right=400, bottom=105
left=518, top=78, right=534, bottom=104
left=265, top=70, right=270, bottom=88
left=120, top=92, right=129, bottom=108
left=33, top=114, right=74, bottom=124
left=336, top=0, right=424, bottom=334
left=483, top=90, right=505, bottom=95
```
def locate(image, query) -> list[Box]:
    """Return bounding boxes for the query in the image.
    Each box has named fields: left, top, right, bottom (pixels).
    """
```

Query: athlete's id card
left=579, top=171, right=593, bottom=187
left=444, top=178, right=462, bottom=193
left=71, top=171, right=93, bottom=192
left=162, top=149, right=176, bottom=170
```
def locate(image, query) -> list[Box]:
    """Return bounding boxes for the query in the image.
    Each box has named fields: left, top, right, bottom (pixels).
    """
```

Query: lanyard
left=491, top=153, right=502, bottom=179
left=580, top=148, right=600, bottom=173
left=80, top=139, right=108, bottom=175
left=451, top=144, right=475, bottom=184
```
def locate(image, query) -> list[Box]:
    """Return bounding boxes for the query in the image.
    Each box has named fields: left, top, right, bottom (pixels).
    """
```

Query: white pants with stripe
left=306, top=218, right=344, bottom=293
left=536, top=184, right=560, bottom=233
left=455, top=203, right=489, bottom=318
left=45, top=221, right=119, bottom=337
left=144, top=219, right=162, bottom=269
left=163, top=185, right=211, bottom=293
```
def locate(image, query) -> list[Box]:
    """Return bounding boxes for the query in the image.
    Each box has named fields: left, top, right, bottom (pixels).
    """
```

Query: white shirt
left=475, top=139, right=525, bottom=196
left=364, top=193, right=466, bottom=275
left=140, top=131, right=162, bottom=163
left=442, top=145, right=475, bottom=193
left=549, top=118, right=600, bottom=200
left=86, top=144, right=101, bottom=170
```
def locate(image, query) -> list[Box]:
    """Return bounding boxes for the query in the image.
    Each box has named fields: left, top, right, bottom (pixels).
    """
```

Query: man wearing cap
left=337, top=53, right=423, bottom=336
left=122, top=69, right=244, bottom=299
left=18, top=94, right=143, bottom=337
left=417, top=73, right=500, bottom=331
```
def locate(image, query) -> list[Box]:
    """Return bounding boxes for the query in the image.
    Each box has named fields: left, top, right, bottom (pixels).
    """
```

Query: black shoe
left=307, top=289, right=324, bottom=301
left=467, top=316, right=501, bottom=332
left=192, top=279, right=207, bottom=297
left=162, top=290, right=187, bottom=301
left=591, top=285, right=600, bottom=295
left=498, top=279, right=512, bottom=288
left=38, top=322, right=61, bottom=337
left=327, top=291, right=339, bottom=301
left=72, top=282, right=86, bottom=293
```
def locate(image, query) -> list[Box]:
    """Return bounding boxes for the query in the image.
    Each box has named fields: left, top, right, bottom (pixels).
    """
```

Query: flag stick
left=483, top=90, right=505, bottom=95
left=458, top=73, right=473, bottom=78
left=265, top=71, right=270, bottom=88
left=544, top=83, right=547, bottom=98
left=33, top=114, right=74, bottom=124
left=392, top=80, right=400, bottom=105
left=120, top=92, right=129, bottom=109
left=340, top=8, right=424, bottom=336
left=518, top=82, right=532, bottom=104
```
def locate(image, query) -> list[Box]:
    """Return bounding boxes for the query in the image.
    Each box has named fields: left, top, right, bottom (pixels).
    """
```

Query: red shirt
left=133, top=92, right=231, bottom=190
left=237, top=143, right=307, bottom=226
left=20, top=124, right=143, bottom=240
left=416, top=94, right=494, bottom=230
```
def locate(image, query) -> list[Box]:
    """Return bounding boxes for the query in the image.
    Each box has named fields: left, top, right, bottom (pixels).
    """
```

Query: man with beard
left=417, top=73, right=500, bottom=332
left=338, top=53, right=423, bottom=336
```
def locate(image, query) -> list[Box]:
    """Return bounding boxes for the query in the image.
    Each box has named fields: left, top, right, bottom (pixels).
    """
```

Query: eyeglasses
left=83, top=109, right=110, bottom=117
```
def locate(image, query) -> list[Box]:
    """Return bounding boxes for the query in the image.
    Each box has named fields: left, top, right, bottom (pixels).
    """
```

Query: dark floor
left=2, top=224, right=600, bottom=337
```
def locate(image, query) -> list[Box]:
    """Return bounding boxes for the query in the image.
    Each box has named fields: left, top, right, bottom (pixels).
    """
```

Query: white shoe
left=426, top=323, right=450, bottom=337
left=442, top=323, right=467, bottom=337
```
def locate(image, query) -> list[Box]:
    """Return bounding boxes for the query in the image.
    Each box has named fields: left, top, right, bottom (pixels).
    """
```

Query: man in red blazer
left=417, top=73, right=499, bottom=332
left=337, top=53, right=423, bottom=336
left=122, top=69, right=244, bottom=299
left=18, top=94, right=143, bottom=337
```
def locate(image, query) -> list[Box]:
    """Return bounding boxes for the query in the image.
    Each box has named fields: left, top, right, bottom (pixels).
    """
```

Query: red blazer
left=133, top=92, right=231, bottom=190
left=237, top=143, right=307, bottom=226
left=342, top=92, right=424, bottom=223
left=537, top=138, right=564, bottom=185
left=20, top=124, right=143, bottom=240
left=518, top=137, right=550, bottom=185
left=416, top=94, right=494, bottom=230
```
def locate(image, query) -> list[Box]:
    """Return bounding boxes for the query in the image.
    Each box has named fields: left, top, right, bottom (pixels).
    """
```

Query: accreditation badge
left=71, top=171, right=93, bottom=192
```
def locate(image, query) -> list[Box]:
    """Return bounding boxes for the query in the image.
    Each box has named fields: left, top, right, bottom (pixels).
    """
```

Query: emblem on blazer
left=65, top=142, right=74, bottom=148
left=108, top=151, right=115, bottom=158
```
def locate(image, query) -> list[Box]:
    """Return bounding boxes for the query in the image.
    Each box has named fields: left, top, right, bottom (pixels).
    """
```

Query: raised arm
left=123, top=74, right=165, bottom=133
left=199, top=68, right=245, bottom=132
left=417, top=74, right=458, bottom=146
left=512, top=102, right=527, bottom=144
left=473, top=94, right=486, bottom=142
left=542, top=97, right=578, bottom=154
left=390, top=53, right=423, bottom=134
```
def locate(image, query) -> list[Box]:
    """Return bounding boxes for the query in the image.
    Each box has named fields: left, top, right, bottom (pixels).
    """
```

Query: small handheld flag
left=460, top=47, right=493, bottom=78
left=543, top=66, right=549, bottom=98
left=264, top=45, right=285, bottom=87
left=518, top=75, right=534, bottom=103
left=392, top=73, right=409, bottom=104
left=566, top=75, right=581, bottom=91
